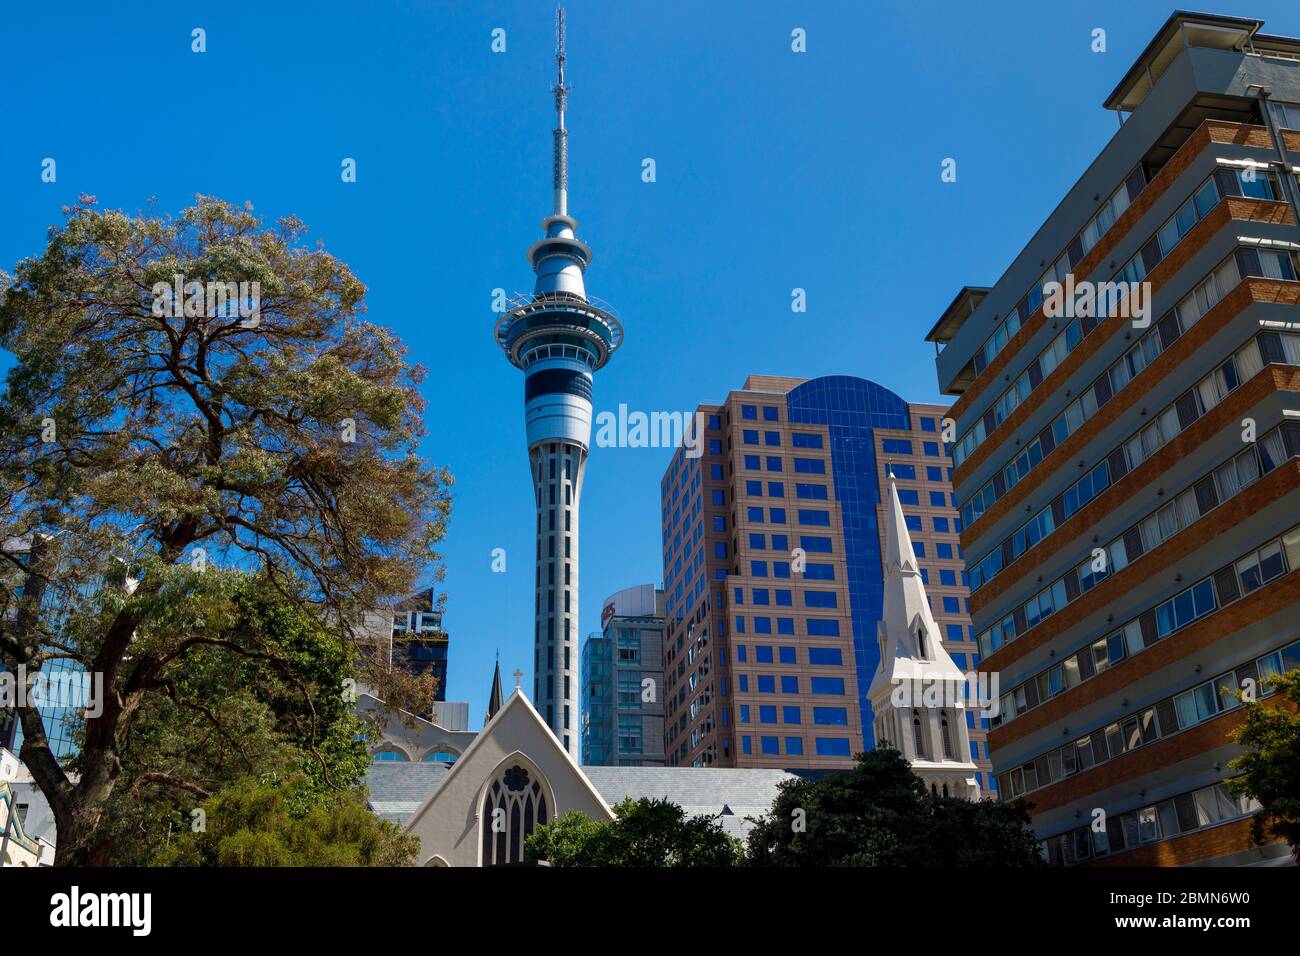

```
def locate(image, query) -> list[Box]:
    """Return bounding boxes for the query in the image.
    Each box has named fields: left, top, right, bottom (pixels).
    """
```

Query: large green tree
left=745, top=748, right=1045, bottom=866
left=525, top=797, right=743, bottom=866
left=0, top=196, right=451, bottom=864
left=88, top=573, right=376, bottom=865
left=1228, top=670, right=1300, bottom=860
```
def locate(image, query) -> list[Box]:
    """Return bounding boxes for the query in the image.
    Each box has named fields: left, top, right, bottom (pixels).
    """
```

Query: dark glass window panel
left=1213, top=565, right=1241, bottom=605
left=1141, top=239, right=1163, bottom=274
left=1155, top=698, right=1178, bottom=738
left=1157, top=312, right=1182, bottom=351
left=1108, top=447, right=1130, bottom=483
left=1235, top=247, right=1263, bottom=278
left=1092, top=374, right=1113, bottom=408
left=1122, top=526, right=1144, bottom=562
left=1012, top=606, right=1028, bottom=635
left=1077, top=650, right=1096, bottom=681
left=1024, top=678, right=1040, bottom=709
left=1213, top=168, right=1241, bottom=197
left=1067, top=237, right=1085, bottom=268
left=1257, top=332, right=1285, bottom=366
left=1193, top=476, right=1219, bottom=515
left=1139, top=610, right=1159, bottom=647
left=1125, top=167, right=1147, bottom=202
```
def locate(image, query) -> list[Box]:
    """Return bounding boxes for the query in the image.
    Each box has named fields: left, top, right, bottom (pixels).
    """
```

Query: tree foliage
left=87, top=575, right=375, bottom=865
left=0, top=195, right=451, bottom=864
left=151, top=774, right=417, bottom=867
left=1228, top=670, right=1300, bottom=859
left=745, top=748, right=1045, bottom=866
left=525, top=797, right=743, bottom=867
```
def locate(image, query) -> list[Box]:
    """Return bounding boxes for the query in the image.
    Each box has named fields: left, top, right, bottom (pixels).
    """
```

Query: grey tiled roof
left=582, top=766, right=794, bottom=840
left=364, top=762, right=452, bottom=823
left=361, top=762, right=795, bottom=839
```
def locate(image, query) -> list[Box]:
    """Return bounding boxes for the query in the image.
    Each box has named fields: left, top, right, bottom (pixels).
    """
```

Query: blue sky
left=3, top=0, right=1298, bottom=726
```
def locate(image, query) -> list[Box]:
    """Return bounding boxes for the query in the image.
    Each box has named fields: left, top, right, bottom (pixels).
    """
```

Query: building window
left=815, top=737, right=851, bottom=757
left=808, top=646, right=842, bottom=665
left=481, top=764, right=549, bottom=866
left=618, top=715, right=642, bottom=754
left=810, top=677, right=845, bottom=695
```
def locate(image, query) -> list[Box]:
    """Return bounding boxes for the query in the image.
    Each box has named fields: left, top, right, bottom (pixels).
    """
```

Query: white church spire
left=868, top=470, right=980, bottom=800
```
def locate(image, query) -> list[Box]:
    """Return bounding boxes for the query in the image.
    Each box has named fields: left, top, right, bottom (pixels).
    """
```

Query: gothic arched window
left=480, top=763, right=549, bottom=865
left=912, top=709, right=926, bottom=759
left=940, top=711, right=954, bottom=760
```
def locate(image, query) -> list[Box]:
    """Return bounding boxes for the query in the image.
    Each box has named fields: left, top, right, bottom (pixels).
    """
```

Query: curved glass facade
left=786, top=376, right=910, bottom=750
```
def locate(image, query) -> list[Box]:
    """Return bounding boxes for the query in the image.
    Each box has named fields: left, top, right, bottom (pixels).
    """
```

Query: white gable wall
left=403, top=691, right=614, bottom=866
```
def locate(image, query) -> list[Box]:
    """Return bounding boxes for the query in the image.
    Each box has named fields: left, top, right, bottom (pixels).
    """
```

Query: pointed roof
left=882, top=470, right=920, bottom=576
left=403, top=688, right=616, bottom=838
left=868, top=473, right=965, bottom=700
left=486, top=658, right=504, bottom=723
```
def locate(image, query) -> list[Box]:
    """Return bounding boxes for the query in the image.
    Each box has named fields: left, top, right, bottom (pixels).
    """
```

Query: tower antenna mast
left=553, top=6, right=569, bottom=216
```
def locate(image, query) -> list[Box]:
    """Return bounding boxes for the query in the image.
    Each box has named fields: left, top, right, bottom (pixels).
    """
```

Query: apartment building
left=658, top=374, right=991, bottom=782
left=926, top=11, right=1300, bottom=865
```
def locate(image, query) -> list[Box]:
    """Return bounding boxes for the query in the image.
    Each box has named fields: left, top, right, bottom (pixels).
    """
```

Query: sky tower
left=494, top=8, right=623, bottom=758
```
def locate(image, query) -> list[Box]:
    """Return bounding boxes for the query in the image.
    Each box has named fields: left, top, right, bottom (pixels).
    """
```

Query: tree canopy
left=745, top=748, right=1045, bottom=867
left=1228, top=670, right=1300, bottom=860
left=0, top=195, right=451, bottom=864
left=151, top=774, right=417, bottom=867
left=525, top=797, right=743, bottom=867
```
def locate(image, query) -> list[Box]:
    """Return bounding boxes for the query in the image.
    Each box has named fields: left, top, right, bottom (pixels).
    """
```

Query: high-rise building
left=580, top=584, right=666, bottom=767
left=659, top=374, right=992, bottom=780
left=387, top=589, right=450, bottom=703
left=494, top=8, right=623, bottom=759
left=926, top=11, right=1300, bottom=865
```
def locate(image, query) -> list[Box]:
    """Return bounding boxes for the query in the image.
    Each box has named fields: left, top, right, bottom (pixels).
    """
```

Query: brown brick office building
left=926, top=12, right=1300, bottom=865
left=657, top=374, right=992, bottom=784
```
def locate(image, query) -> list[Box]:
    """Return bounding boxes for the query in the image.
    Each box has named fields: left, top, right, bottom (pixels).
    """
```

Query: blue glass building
left=786, top=376, right=911, bottom=749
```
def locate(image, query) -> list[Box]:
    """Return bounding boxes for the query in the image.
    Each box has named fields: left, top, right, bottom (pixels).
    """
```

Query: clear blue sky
left=3, top=0, right=1297, bottom=726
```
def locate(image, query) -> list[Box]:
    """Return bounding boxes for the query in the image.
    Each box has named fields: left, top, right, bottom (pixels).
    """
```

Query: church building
left=364, top=676, right=795, bottom=866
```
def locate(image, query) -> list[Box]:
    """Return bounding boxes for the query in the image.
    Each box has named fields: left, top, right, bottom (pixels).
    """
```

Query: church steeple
left=868, top=471, right=980, bottom=800
left=486, top=657, right=504, bottom=723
